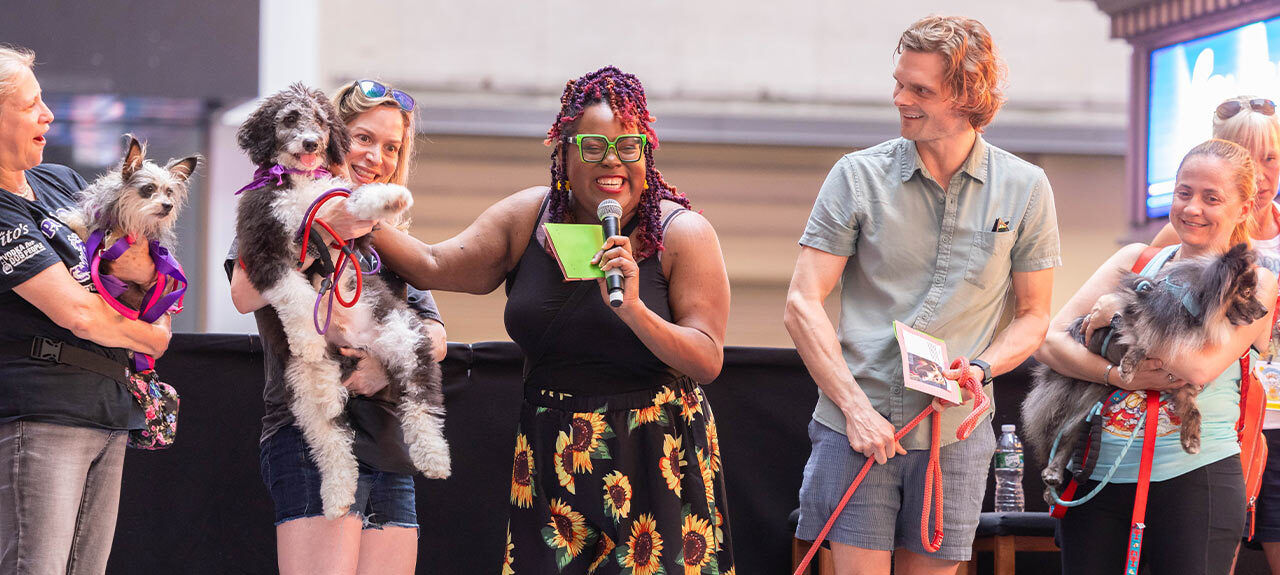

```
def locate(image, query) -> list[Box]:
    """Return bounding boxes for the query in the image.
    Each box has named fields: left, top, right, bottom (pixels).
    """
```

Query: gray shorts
left=796, top=417, right=996, bottom=561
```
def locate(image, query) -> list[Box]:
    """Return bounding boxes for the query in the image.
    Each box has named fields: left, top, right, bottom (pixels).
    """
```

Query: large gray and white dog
left=1023, top=243, right=1267, bottom=501
left=235, top=83, right=449, bottom=518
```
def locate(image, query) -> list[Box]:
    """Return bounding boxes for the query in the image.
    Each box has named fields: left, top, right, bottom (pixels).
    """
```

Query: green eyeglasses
left=573, top=134, right=648, bottom=163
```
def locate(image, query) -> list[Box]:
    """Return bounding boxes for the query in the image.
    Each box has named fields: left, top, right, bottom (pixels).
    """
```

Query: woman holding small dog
left=0, top=45, right=172, bottom=574
left=371, top=66, right=735, bottom=574
left=227, top=79, right=444, bottom=574
left=1036, top=139, right=1278, bottom=574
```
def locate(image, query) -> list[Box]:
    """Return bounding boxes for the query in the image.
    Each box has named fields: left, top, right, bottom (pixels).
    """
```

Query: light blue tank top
left=1089, top=244, right=1247, bottom=483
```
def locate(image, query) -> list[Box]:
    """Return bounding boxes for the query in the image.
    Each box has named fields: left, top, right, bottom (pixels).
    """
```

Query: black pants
left=1058, top=455, right=1245, bottom=575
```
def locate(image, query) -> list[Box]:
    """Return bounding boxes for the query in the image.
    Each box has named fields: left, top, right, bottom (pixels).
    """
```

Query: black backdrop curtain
left=108, top=334, right=1275, bottom=574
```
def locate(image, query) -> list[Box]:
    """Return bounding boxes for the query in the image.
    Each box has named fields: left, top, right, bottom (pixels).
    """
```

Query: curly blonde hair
left=0, top=45, right=36, bottom=104
left=1178, top=139, right=1258, bottom=248
left=331, top=80, right=417, bottom=187
left=897, top=15, right=1007, bottom=131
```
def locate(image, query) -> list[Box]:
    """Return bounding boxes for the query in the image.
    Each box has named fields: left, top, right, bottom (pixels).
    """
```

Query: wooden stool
left=791, top=537, right=836, bottom=575
left=789, top=508, right=836, bottom=575
left=963, top=512, right=1059, bottom=575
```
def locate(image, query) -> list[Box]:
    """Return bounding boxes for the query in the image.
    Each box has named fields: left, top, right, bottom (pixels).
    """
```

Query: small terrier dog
left=64, top=134, right=198, bottom=309
left=1023, top=243, right=1268, bottom=500
left=235, top=83, right=449, bottom=518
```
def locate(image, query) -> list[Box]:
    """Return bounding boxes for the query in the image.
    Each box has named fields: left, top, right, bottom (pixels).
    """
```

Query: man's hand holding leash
left=843, top=389, right=907, bottom=465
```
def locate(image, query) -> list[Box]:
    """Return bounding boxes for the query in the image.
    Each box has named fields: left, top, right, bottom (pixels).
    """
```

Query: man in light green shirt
left=785, top=15, right=1060, bottom=574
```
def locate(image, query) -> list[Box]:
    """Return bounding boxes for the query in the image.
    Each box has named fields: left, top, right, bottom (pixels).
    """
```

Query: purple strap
left=86, top=230, right=187, bottom=372
left=236, top=165, right=332, bottom=194
left=137, top=244, right=187, bottom=324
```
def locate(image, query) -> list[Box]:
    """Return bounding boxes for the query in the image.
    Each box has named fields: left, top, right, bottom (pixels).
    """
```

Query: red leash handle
left=793, top=357, right=990, bottom=574
left=299, top=191, right=363, bottom=307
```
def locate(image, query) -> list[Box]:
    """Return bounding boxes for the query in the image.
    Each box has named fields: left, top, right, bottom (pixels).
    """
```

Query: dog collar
left=235, top=164, right=332, bottom=194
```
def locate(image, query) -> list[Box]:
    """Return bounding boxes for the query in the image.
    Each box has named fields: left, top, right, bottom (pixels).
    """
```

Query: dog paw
left=410, top=441, right=452, bottom=479
left=319, top=474, right=357, bottom=519
left=348, top=183, right=412, bottom=220
left=1041, top=467, right=1063, bottom=488
left=1181, top=433, right=1201, bottom=454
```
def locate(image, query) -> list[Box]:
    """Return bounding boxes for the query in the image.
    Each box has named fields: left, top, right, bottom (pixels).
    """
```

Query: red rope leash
left=793, top=357, right=990, bottom=574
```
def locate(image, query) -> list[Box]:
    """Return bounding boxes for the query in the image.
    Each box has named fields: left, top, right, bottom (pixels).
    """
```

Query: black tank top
left=504, top=196, right=685, bottom=395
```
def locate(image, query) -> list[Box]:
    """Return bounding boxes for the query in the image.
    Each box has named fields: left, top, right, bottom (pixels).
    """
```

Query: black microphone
left=597, top=199, right=625, bottom=307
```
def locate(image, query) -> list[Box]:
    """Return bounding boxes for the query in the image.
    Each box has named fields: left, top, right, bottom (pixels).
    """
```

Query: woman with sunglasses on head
left=0, top=45, right=171, bottom=575
left=371, top=66, right=734, bottom=574
left=227, top=78, right=444, bottom=575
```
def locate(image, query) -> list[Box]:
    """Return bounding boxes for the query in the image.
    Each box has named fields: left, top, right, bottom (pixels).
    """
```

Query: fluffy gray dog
left=235, top=83, right=449, bottom=518
left=63, top=134, right=198, bottom=309
left=1023, top=243, right=1267, bottom=501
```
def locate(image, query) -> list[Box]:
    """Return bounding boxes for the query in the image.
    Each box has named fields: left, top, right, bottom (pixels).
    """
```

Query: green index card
left=542, top=223, right=606, bottom=280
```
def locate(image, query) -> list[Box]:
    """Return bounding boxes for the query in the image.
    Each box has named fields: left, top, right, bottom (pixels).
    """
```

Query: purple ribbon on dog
left=235, top=164, right=332, bottom=194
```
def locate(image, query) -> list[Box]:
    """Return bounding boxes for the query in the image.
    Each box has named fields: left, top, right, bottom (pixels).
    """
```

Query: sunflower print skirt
left=504, top=377, right=735, bottom=575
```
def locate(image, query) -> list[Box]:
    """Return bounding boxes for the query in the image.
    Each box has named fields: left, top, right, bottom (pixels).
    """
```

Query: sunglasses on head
left=1215, top=98, right=1276, bottom=120
left=354, top=80, right=415, bottom=112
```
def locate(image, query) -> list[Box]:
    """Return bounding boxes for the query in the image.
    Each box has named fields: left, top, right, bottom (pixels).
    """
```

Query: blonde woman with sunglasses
left=1151, top=97, right=1280, bottom=263
left=227, top=78, right=443, bottom=575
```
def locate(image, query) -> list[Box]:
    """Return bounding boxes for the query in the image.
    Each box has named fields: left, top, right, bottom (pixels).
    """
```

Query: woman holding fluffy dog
left=0, top=45, right=172, bottom=574
left=1036, top=139, right=1278, bottom=574
left=227, top=79, right=445, bottom=574
left=371, top=66, right=735, bottom=574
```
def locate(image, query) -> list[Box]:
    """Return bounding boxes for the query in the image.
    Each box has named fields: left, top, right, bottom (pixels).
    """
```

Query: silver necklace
left=11, top=180, right=33, bottom=201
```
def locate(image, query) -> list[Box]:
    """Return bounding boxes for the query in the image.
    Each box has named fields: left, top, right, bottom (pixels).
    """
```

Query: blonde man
left=784, top=16, right=1060, bottom=574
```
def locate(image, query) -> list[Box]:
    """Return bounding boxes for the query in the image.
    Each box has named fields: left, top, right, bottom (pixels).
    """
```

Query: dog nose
left=160, top=203, right=173, bottom=215
left=302, top=139, right=319, bottom=153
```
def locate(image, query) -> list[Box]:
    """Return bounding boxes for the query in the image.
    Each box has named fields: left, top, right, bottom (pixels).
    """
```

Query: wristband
left=969, top=358, right=993, bottom=384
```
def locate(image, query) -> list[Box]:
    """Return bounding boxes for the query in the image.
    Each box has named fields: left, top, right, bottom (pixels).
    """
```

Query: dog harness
left=793, top=359, right=990, bottom=575
left=85, top=229, right=187, bottom=372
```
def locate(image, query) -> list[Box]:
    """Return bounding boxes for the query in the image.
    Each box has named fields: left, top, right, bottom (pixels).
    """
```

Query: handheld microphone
left=597, top=199, right=625, bottom=307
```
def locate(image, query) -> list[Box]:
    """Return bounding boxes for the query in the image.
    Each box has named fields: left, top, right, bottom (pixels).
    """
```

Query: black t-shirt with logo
left=0, top=164, right=141, bottom=430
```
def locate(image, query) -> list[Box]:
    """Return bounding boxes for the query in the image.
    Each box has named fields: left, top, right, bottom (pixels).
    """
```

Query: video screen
left=1146, top=15, right=1280, bottom=218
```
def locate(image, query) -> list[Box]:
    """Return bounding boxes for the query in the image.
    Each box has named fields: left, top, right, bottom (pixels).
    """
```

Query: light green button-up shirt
left=800, top=136, right=1061, bottom=449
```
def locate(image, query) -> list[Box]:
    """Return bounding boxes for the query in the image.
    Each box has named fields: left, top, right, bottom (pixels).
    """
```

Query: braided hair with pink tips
left=545, top=66, right=691, bottom=259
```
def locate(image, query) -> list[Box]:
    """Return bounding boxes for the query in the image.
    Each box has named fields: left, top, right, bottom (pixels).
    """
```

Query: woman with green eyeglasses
left=227, top=78, right=445, bottom=575
left=372, top=66, right=735, bottom=573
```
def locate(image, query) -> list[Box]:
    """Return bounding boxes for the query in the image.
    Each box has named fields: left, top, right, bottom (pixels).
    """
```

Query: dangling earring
left=643, top=181, right=650, bottom=190
left=556, top=180, right=572, bottom=192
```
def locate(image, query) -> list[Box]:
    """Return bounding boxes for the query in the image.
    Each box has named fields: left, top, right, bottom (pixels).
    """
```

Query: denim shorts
left=796, top=417, right=996, bottom=561
left=260, top=424, right=418, bottom=530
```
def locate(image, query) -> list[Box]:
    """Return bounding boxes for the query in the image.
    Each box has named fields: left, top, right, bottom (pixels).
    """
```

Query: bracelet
left=1103, top=363, right=1115, bottom=385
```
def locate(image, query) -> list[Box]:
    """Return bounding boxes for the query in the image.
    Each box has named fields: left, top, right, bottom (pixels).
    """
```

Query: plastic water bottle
left=994, top=424, right=1025, bottom=513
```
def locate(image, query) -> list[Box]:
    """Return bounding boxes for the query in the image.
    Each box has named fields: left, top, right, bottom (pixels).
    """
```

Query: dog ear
left=326, top=116, right=350, bottom=168
left=318, top=94, right=350, bottom=168
left=167, top=155, right=202, bottom=182
left=1196, top=244, right=1255, bottom=319
left=120, top=134, right=146, bottom=180
left=237, top=93, right=281, bottom=167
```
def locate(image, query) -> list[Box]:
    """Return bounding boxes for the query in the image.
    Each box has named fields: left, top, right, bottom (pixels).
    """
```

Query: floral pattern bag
left=124, top=368, right=179, bottom=449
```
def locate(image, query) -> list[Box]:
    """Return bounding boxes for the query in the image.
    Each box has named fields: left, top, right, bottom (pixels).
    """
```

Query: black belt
left=2, top=337, right=130, bottom=384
